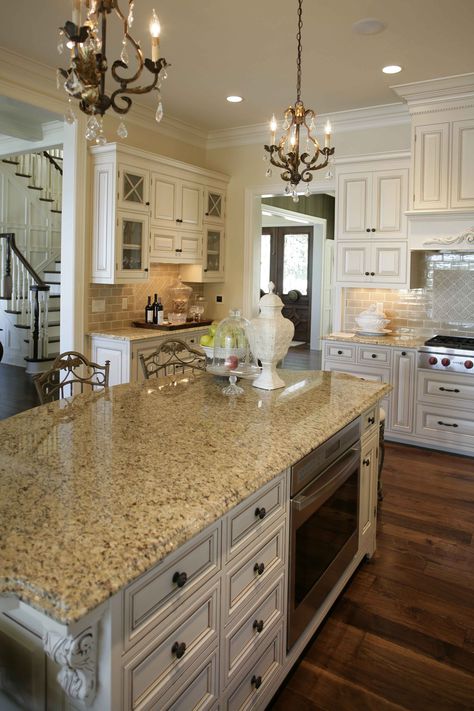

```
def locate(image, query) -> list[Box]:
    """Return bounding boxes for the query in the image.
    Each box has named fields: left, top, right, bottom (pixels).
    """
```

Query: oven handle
left=291, top=445, right=360, bottom=513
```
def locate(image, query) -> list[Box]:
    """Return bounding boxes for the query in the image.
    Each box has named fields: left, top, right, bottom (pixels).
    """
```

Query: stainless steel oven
left=288, top=417, right=360, bottom=650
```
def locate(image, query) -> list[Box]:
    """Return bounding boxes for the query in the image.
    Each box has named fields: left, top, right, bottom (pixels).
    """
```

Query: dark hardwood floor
left=0, top=363, right=39, bottom=419
left=281, top=344, right=322, bottom=370
left=269, top=442, right=474, bottom=711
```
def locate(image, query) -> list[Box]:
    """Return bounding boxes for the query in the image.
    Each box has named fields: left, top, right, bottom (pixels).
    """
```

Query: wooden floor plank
left=269, top=442, right=474, bottom=711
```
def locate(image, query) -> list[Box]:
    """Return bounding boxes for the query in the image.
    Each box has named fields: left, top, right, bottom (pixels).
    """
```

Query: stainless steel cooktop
left=418, top=335, right=474, bottom=373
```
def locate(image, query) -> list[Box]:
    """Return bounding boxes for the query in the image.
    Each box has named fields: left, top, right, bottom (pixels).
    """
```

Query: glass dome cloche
left=208, top=309, right=260, bottom=395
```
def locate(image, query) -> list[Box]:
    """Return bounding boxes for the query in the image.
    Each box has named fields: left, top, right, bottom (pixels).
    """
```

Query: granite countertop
left=0, top=370, right=391, bottom=625
left=88, top=325, right=209, bottom=341
left=323, top=332, right=427, bottom=348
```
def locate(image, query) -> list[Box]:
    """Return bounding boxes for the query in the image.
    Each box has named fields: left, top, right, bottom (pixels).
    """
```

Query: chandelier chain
left=296, top=0, right=303, bottom=101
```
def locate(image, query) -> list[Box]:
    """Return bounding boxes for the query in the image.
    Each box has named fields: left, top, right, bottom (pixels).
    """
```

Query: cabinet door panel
left=389, top=349, right=416, bottom=434
left=451, top=119, right=474, bottom=208
left=92, top=162, right=115, bottom=282
left=150, top=229, right=177, bottom=261
left=118, top=164, right=149, bottom=211
left=359, top=431, right=378, bottom=548
left=93, top=342, right=128, bottom=386
left=338, top=174, right=371, bottom=237
left=413, top=123, right=449, bottom=209
left=181, top=182, right=202, bottom=230
left=373, top=170, right=407, bottom=236
left=179, top=231, right=202, bottom=262
left=372, top=242, right=407, bottom=283
left=116, top=212, right=149, bottom=282
left=336, top=243, right=369, bottom=282
left=152, top=175, right=178, bottom=224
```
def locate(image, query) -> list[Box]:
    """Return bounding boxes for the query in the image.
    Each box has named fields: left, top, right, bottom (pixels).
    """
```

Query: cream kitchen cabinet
left=91, top=158, right=150, bottom=284
left=337, top=165, right=408, bottom=239
left=411, top=116, right=474, bottom=211
left=117, top=163, right=150, bottom=212
left=359, top=428, right=378, bottom=556
left=390, top=348, right=416, bottom=434
left=180, top=226, right=225, bottom=283
left=150, top=226, right=202, bottom=264
left=336, top=240, right=407, bottom=286
left=151, top=172, right=203, bottom=232
left=204, top=186, right=225, bottom=224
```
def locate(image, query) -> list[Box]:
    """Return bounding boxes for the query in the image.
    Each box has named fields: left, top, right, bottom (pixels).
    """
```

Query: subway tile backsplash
left=343, top=251, right=474, bottom=337
left=88, top=264, right=203, bottom=332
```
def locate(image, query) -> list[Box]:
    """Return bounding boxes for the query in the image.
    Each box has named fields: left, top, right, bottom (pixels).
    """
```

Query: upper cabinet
left=337, top=165, right=408, bottom=239
left=90, top=144, right=228, bottom=284
left=392, top=75, right=474, bottom=213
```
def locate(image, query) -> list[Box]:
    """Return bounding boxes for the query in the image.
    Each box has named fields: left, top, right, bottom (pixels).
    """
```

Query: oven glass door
left=294, top=468, right=358, bottom=604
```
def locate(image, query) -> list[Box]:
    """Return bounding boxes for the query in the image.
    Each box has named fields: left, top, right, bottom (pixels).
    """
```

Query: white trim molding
left=392, top=72, right=474, bottom=113
left=422, top=227, right=474, bottom=249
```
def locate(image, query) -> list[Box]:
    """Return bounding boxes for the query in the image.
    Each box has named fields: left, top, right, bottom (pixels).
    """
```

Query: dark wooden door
left=261, top=226, right=313, bottom=343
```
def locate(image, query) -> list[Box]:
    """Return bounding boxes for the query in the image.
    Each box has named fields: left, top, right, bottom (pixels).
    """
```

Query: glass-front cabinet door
left=204, top=187, right=225, bottom=224
left=116, top=211, right=150, bottom=281
left=118, top=164, right=150, bottom=212
left=204, top=227, right=224, bottom=280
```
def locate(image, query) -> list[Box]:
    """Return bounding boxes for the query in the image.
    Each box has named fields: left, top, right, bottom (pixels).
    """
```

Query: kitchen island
left=0, top=370, right=390, bottom=710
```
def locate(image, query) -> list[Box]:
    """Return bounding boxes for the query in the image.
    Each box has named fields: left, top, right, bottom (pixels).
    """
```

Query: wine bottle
left=145, top=296, right=154, bottom=324
left=156, top=297, right=164, bottom=325
left=152, top=293, right=159, bottom=324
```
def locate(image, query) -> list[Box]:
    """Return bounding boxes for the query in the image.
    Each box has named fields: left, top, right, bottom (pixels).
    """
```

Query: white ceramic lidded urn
left=247, top=282, right=294, bottom=390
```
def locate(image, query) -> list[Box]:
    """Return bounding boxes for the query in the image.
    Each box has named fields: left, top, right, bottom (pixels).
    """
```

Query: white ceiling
left=0, top=0, right=473, bottom=132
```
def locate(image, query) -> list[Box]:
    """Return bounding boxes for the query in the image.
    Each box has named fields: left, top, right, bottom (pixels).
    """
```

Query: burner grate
left=424, top=334, right=474, bottom=349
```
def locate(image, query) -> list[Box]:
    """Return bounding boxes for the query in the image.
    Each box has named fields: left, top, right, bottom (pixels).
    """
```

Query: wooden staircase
left=0, top=234, right=61, bottom=373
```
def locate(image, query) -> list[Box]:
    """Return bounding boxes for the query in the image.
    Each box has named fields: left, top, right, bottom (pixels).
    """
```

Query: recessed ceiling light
left=352, top=18, right=386, bottom=35
left=382, top=65, right=402, bottom=74
left=226, top=95, right=243, bottom=103
left=261, top=194, right=275, bottom=198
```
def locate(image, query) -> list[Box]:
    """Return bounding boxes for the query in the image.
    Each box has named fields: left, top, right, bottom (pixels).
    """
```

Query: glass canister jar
left=168, top=277, right=193, bottom=324
left=210, top=309, right=258, bottom=394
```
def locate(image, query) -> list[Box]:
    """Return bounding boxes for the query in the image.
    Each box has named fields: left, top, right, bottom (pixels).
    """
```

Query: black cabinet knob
left=251, top=675, right=262, bottom=690
left=176, top=218, right=183, bottom=223
left=337, top=350, right=343, bottom=355
left=371, top=353, right=377, bottom=359
left=370, top=272, right=375, bottom=276
left=171, top=641, right=186, bottom=659
left=401, top=351, right=407, bottom=356
left=364, top=271, right=370, bottom=276
left=366, top=228, right=371, bottom=233
left=363, top=458, right=370, bottom=466
left=175, top=248, right=183, bottom=253
left=144, top=268, right=149, bottom=272
left=254, top=562, right=265, bottom=576
left=368, top=416, right=375, bottom=424
left=253, top=619, right=264, bottom=633
left=203, top=268, right=208, bottom=272
left=205, top=212, right=209, bottom=216
left=371, top=228, right=376, bottom=232
left=145, top=201, right=150, bottom=206
left=172, top=571, right=188, bottom=588
left=255, top=506, right=266, bottom=520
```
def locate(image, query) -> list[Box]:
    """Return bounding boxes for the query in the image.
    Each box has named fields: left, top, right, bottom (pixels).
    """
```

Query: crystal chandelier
left=58, top=1, right=170, bottom=143
left=263, top=0, right=334, bottom=201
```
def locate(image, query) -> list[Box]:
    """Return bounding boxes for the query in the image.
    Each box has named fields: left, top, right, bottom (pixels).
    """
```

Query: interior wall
left=262, top=194, right=335, bottom=238
left=204, top=123, right=411, bottom=321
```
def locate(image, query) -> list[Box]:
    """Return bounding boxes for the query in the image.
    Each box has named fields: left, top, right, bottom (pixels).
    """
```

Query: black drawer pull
left=255, top=506, right=266, bottom=520
left=176, top=218, right=183, bottom=223
left=371, top=353, right=377, bottom=359
left=439, top=387, right=460, bottom=393
left=175, top=248, right=183, bottom=252
left=251, top=675, right=262, bottom=689
left=437, top=421, right=458, bottom=428
left=363, top=458, right=370, bottom=466
left=337, top=350, right=343, bottom=355
left=171, top=641, right=186, bottom=659
left=172, top=571, right=188, bottom=588
left=253, top=619, right=264, bottom=633
left=254, top=562, right=265, bottom=576
left=368, top=416, right=375, bottom=425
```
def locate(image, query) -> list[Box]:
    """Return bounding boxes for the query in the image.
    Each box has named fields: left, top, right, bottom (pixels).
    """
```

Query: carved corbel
left=43, top=625, right=96, bottom=705
left=423, top=227, right=474, bottom=247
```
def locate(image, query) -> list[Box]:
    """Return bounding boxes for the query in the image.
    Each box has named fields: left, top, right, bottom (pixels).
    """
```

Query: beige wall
left=203, top=123, right=411, bottom=320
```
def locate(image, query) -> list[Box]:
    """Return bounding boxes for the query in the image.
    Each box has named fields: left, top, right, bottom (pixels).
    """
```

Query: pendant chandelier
left=58, top=1, right=170, bottom=144
left=264, top=0, right=334, bottom=201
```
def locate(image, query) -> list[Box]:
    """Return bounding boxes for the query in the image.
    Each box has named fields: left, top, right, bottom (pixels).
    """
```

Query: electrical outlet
left=216, top=295, right=223, bottom=303
left=122, top=297, right=128, bottom=310
left=91, top=299, right=105, bottom=313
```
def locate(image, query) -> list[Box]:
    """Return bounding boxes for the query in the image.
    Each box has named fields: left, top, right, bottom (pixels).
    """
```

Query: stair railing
left=0, top=233, right=51, bottom=361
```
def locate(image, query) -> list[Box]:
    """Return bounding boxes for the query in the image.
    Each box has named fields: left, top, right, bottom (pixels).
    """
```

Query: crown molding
left=206, top=103, right=410, bottom=150
left=0, top=48, right=207, bottom=150
left=391, top=73, right=474, bottom=111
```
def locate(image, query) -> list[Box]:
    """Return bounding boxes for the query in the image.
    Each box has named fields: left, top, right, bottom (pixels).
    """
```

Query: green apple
left=200, top=334, right=213, bottom=346
left=209, top=324, right=217, bottom=337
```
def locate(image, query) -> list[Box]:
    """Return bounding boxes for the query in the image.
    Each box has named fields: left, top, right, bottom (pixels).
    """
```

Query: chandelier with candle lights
left=263, top=0, right=334, bottom=201
left=58, top=0, right=170, bottom=143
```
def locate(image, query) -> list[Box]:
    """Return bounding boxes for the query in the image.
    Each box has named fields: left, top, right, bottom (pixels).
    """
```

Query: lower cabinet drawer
left=416, top=404, right=474, bottom=446
left=122, top=583, right=219, bottom=710
left=225, top=626, right=283, bottom=711
left=357, top=345, right=391, bottom=366
left=123, top=522, right=220, bottom=649
left=361, top=406, right=378, bottom=434
left=223, top=522, right=285, bottom=624
left=417, top=370, right=474, bottom=409
left=324, top=342, right=356, bottom=361
left=156, top=646, right=219, bottom=711
left=222, top=573, right=285, bottom=686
